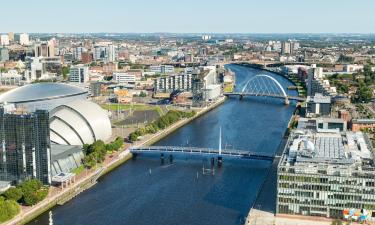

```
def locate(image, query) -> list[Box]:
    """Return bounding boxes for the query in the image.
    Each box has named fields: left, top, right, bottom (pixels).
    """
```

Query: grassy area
left=71, top=165, right=85, bottom=175
left=101, top=103, right=164, bottom=116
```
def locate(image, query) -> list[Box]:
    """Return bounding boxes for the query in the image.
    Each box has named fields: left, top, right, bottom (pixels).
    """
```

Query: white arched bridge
left=224, top=74, right=305, bottom=104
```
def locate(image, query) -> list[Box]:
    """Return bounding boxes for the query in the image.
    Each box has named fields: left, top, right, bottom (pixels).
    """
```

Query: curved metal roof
left=50, top=100, right=112, bottom=145
left=0, top=83, right=88, bottom=104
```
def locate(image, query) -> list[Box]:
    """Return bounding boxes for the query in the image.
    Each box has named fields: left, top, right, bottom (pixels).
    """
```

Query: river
left=28, top=65, right=297, bottom=225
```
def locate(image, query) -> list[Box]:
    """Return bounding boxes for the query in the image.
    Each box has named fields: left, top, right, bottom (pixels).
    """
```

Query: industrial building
left=277, top=119, right=375, bottom=222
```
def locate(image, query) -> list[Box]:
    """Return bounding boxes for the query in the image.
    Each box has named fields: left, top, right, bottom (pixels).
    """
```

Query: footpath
left=3, top=96, right=226, bottom=225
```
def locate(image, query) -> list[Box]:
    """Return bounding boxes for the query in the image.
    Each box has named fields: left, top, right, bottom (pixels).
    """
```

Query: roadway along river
left=29, top=65, right=297, bottom=225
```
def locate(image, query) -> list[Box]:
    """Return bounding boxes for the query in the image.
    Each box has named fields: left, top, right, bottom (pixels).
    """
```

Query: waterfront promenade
left=3, top=96, right=226, bottom=225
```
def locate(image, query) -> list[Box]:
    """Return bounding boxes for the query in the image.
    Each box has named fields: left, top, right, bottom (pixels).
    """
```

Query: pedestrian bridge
left=130, top=146, right=274, bottom=161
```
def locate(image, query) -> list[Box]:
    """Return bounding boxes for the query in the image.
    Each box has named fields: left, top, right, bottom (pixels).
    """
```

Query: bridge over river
left=130, top=146, right=274, bottom=161
left=224, top=74, right=306, bottom=104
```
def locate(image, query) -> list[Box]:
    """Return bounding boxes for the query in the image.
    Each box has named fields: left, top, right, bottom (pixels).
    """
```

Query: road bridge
left=224, top=74, right=306, bottom=104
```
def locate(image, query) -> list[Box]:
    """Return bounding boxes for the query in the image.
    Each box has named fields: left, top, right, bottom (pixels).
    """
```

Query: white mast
left=219, top=126, right=222, bottom=155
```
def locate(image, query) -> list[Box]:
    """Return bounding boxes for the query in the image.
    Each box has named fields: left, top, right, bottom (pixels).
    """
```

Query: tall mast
left=219, top=126, right=222, bottom=155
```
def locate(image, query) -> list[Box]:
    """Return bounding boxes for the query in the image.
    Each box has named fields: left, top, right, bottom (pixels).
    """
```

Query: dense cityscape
left=1, top=1, right=375, bottom=225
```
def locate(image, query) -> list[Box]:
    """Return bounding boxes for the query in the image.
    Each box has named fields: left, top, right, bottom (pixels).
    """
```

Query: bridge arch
left=241, top=74, right=288, bottom=97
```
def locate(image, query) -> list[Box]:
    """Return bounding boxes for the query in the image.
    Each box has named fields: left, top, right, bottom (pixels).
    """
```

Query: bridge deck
left=130, top=146, right=274, bottom=161
left=224, top=92, right=305, bottom=101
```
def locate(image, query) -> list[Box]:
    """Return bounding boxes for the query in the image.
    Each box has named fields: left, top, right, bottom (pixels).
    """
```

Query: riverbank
left=5, top=151, right=133, bottom=225
left=134, top=96, right=227, bottom=147
left=234, top=63, right=299, bottom=87
left=3, top=97, right=227, bottom=225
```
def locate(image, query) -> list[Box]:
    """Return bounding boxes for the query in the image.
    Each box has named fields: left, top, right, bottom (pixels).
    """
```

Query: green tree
left=0, top=197, right=20, bottom=223
left=3, top=187, right=22, bottom=202
left=353, top=83, right=373, bottom=103
left=19, top=179, right=47, bottom=206
left=62, top=66, right=70, bottom=80
left=331, top=219, right=343, bottom=225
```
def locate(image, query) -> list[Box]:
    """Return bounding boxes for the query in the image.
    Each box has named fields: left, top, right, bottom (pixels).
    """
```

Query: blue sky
left=1, top=0, right=375, bottom=33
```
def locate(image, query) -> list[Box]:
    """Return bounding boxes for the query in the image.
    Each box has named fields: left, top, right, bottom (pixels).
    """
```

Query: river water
left=28, top=65, right=297, bottom=225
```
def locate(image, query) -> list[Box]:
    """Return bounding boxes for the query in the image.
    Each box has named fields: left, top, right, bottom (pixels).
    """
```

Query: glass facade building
left=0, top=107, right=51, bottom=184
left=277, top=129, right=375, bottom=221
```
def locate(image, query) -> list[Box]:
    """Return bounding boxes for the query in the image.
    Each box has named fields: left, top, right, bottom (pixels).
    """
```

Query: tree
left=3, top=187, right=22, bottom=202
left=139, top=91, right=147, bottom=97
left=19, top=179, right=47, bottom=206
left=353, top=83, right=373, bottom=103
left=0, top=197, right=20, bottom=223
left=62, top=66, right=70, bottom=80
left=331, top=220, right=343, bottom=225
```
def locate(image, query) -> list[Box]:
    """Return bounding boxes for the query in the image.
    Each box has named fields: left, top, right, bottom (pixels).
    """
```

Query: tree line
left=83, top=137, right=124, bottom=168
left=128, top=110, right=196, bottom=142
left=1, top=179, right=49, bottom=222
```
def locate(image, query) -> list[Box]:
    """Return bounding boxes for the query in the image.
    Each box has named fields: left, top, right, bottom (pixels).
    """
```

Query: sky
left=1, top=0, right=375, bottom=33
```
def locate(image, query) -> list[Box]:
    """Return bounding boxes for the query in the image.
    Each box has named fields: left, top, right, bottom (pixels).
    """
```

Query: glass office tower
left=0, top=107, right=51, bottom=184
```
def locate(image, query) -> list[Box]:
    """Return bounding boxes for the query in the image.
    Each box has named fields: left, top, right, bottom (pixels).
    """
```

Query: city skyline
left=2, top=0, right=375, bottom=33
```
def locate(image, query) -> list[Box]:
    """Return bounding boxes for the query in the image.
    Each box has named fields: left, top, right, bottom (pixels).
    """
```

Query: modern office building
left=0, top=83, right=111, bottom=146
left=73, top=47, right=86, bottom=61
left=0, top=48, right=9, bottom=62
left=7, top=32, right=14, bottom=42
left=113, top=72, right=136, bottom=84
left=281, top=42, right=291, bottom=54
left=306, top=94, right=331, bottom=117
left=107, top=44, right=116, bottom=62
left=150, top=65, right=175, bottom=74
left=35, top=42, right=55, bottom=57
left=19, top=33, right=30, bottom=46
left=0, top=34, right=9, bottom=46
left=298, top=117, right=347, bottom=132
left=69, top=65, right=89, bottom=83
left=277, top=123, right=375, bottom=221
left=0, top=107, right=51, bottom=184
left=154, top=73, right=192, bottom=93
left=93, top=45, right=107, bottom=61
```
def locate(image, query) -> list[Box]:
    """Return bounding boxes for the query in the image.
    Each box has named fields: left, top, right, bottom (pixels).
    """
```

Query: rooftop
left=281, top=129, right=375, bottom=176
left=0, top=83, right=88, bottom=104
left=306, top=93, right=331, bottom=104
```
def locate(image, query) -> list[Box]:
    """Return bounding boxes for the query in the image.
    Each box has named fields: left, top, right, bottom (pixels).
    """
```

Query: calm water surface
left=29, top=65, right=296, bottom=225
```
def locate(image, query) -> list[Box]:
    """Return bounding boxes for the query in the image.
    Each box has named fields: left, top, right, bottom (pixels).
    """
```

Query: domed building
left=50, top=100, right=112, bottom=145
left=0, top=83, right=112, bottom=145
left=0, top=83, right=113, bottom=184
left=0, top=83, right=88, bottom=112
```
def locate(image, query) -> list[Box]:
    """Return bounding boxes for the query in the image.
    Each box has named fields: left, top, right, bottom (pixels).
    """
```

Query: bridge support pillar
left=132, top=153, right=138, bottom=160
left=217, top=156, right=223, bottom=167
left=210, top=157, right=215, bottom=168
left=160, top=153, right=164, bottom=165
left=284, top=98, right=290, bottom=105
left=239, top=95, right=243, bottom=100
left=169, top=154, right=173, bottom=164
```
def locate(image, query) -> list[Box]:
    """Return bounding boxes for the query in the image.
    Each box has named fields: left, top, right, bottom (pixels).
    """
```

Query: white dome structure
left=0, top=83, right=112, bottom=146
left=0, top=83, right=88, bottom=112
left=49, top=100, right=112, bottom=145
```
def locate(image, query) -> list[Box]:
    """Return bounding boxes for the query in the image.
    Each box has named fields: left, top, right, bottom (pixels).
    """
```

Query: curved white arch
left=241, top=74, right=287, bottom=97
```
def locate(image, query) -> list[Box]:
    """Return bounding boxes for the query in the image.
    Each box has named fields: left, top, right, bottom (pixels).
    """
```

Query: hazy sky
left=2, top=0, right=375, bottom=33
